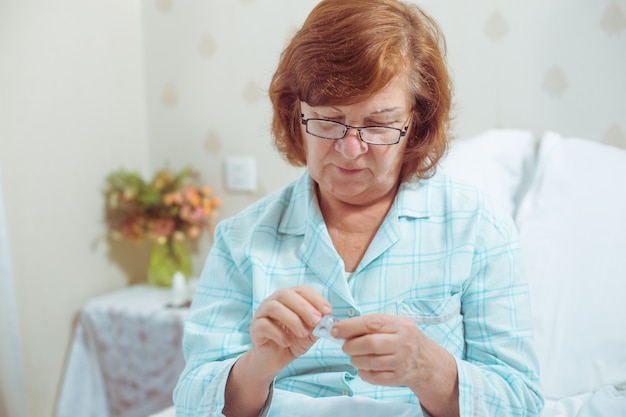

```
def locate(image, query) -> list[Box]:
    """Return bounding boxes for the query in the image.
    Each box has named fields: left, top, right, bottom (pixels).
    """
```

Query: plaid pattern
left=174, top=171, right=543, bottom=416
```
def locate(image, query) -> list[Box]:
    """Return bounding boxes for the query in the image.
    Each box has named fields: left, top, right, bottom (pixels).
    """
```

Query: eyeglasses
left=301, top=114, right=409, bottom=145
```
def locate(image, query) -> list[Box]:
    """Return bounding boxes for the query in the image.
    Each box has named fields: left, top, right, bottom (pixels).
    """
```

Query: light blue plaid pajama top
left=174, top=170, right=543, bottom=416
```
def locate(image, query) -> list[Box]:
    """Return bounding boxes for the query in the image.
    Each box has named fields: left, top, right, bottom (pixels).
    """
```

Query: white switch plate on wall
left=224, top=156, right=257, bottom=192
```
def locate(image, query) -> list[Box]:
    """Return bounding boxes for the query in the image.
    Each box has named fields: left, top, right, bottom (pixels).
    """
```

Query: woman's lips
left=336, top=165, right=363, bottom=175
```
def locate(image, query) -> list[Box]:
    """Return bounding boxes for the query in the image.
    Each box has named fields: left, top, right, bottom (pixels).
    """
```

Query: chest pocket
left=396, top=293, right=464, bottom=356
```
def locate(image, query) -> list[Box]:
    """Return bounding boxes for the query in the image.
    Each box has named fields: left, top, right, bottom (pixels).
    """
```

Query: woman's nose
left=334, top=128, right=368, bottom=159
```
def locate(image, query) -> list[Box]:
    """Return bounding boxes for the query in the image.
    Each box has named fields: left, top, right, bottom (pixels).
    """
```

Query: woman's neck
left=316, top=182, right=398, bottom=233
left=316, top=182, right=398, bottom=272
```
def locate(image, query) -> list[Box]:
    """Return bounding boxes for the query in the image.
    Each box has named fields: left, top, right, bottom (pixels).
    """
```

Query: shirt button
left=347, top=308, right=357, bottom=317
left=342, top=390, right=351, bottom=396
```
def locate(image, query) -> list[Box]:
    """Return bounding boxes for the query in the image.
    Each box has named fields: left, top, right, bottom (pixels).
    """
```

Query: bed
left=442, top=129, right=626, bottom=416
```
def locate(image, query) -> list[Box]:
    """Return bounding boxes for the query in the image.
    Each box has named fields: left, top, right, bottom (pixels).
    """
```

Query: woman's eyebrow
left=325, top=106, right=405, bottom=115
left=371, top=106, right=404, bottom=114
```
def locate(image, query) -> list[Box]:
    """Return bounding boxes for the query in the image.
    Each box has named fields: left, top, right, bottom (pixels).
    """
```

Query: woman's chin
left=324, top=184, right=374, bottom=205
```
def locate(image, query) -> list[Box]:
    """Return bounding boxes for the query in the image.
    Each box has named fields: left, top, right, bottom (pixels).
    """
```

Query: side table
left=56, top=285, right=188, bottom=417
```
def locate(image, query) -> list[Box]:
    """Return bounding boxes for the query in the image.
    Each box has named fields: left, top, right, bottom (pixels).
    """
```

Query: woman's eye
left=369, top=121, right=395, bottom=127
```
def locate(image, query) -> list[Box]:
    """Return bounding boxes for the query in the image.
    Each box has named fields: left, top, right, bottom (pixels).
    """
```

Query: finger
left=342, top=332, right=396, bottom=357
left=276, top=287, right=324, bottom=331
left=250, top=316, right=295, bottom=347
left=255, top=298, right=311, bottom=338
left=357, top=370, right=401, bottom=387
left=332, top=314, right=400, bottom=340
left=349, top=351, right=398, bottom=371
left=269, top=287, right=330, bottom=328
left=293, top=286, right=333, bottom=317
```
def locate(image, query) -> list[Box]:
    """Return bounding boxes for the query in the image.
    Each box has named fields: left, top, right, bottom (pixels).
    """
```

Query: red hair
left=269, top=0, right=452, bottom=181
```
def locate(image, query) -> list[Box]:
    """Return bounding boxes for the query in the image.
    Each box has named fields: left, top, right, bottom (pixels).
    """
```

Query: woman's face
left=300, top=75, right=412, bottom=207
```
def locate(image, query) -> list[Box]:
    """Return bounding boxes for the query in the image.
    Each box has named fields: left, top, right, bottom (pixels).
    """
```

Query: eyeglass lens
left=306, top=119, right=401, bottom=145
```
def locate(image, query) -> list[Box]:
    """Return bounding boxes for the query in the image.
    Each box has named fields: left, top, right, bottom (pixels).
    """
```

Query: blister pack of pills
left=312, top=315, right=342, bottom=343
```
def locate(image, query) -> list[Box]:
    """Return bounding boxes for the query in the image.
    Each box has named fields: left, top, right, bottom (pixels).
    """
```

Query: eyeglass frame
left=300, top=113, right=410, bottom=146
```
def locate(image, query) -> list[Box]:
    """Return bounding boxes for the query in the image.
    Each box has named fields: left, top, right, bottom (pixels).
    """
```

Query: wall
left=426, top=0, right=626, bottom=145
left=0, top=0, right=624, bottom=416
left=0, top=1, right=149, bottom=416
left=141, top=0, right=312, bottom=253
left=143, top=0, right=626, bottom=228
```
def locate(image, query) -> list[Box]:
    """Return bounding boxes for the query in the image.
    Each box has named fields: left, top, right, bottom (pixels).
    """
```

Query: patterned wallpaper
left=424, top=0, right=626, bottom=147
left=141, top=0, right=626, bottom=219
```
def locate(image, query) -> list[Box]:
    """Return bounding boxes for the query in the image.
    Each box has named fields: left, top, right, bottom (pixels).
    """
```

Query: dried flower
left=104, top=167, right=220, bottom=243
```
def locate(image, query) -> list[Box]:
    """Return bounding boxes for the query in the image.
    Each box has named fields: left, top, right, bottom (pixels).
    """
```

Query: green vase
left=147, top=239, right=192, bottom=287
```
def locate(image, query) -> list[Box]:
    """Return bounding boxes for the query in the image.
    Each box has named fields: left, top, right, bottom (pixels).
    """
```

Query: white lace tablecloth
left=56, top=285, right=188, bottom=417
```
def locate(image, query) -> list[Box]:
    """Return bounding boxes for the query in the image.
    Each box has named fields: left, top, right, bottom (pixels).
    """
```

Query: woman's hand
left=248, top=286, right=332, bottom=380
left=224, top=286, right=331, bottom=417
left=331, top=314, right=459, bottom=417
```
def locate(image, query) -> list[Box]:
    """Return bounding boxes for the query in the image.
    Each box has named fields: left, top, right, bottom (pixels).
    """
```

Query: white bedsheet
left=543, top=392, right=593, bottom=417
left=543, top=386, right=626, bottom=417
left=267, top=390, right=424, bottom=417
left=150, top=392, right=424, bottom=417
left=149, top=385, right=626, bottom=417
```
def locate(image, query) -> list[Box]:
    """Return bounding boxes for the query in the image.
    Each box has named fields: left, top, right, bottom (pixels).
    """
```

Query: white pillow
left=440, top=128, right=537, bottom=216
left=515, top=131, right=626, bottom=399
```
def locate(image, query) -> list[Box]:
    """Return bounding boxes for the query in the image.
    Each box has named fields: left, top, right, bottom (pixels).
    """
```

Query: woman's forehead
left=301, top=81, right=412, bottom=116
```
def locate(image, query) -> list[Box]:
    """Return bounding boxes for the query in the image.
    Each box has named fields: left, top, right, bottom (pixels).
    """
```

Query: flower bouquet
left=104, top=167, right=220, bottom=286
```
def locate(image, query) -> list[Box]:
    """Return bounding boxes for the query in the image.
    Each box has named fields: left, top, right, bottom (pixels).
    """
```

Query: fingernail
left=311, top=312, right=321, bottom=325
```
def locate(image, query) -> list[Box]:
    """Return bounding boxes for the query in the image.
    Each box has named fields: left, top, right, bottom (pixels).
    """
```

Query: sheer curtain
left=0, top=167, right=31, bottom=417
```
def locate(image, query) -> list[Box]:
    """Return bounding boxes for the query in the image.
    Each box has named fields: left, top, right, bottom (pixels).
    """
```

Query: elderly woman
left=173, top=0, right=543, bottom=416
